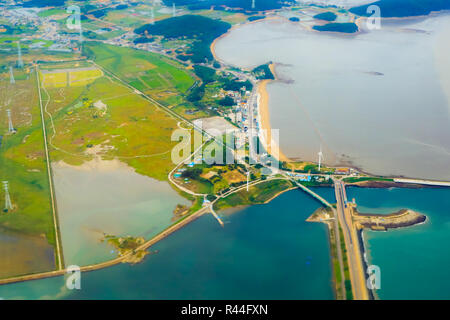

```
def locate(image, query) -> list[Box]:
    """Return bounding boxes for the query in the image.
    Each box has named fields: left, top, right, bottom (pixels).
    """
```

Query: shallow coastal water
left=52, top=159, right=189, bottom=266
left=0, top=229, right=54, bottom=279
left=0, top=187, right=448, bottom=299
left=0, top=189, right=334, bottom=299
left=214, top=15, right=450, bottom=180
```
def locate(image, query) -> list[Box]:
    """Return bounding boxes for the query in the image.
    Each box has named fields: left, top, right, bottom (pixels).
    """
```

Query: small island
left=313, top=12, right=337, bottom=22
left=102, top=234, right=150, bottom=264
left=313, top=23, right=359, bottom=34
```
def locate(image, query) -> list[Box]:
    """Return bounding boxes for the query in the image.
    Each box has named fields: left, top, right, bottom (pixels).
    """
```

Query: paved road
left=334, top=179, right=369, bottom=300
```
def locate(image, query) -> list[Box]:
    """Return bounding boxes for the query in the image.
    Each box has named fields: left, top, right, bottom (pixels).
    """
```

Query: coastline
left=210, top=16, right=283, bottom=65
left=256, top=75, right=291, bottom=163
left=3, top=11, right=449, bottom=296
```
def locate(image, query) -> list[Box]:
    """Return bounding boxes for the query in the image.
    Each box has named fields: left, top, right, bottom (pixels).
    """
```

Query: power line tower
left=246, top=171, right=250, bottom=192
left=252, top=0, right=256, bottom=10
left=17, top=41, right=23, bottom=68
left=9, top=66, right=15, bottom=84
left=150, top=1, right=155, bottom=25
left=3, top=181, right=13, bottom=212
left=7, top=109, right=15, bottom=133
left=172, top=2, right=176, bottom=17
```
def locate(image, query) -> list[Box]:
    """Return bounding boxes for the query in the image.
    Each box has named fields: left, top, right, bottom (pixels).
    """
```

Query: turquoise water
left=347, top=187, right=450, bottom=300
left=1, top=187, right=448, bottom=300
left=52, top=160, right=190, bottom=267
left=0, top=189, right=334, bottom=300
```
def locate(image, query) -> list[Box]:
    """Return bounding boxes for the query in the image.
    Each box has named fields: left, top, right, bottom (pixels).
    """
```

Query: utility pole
left=17, top=41, right=23, bottom=68
left=9, top=66, right=15, bottom=84
left=150, top=6, right=155, bottom=25
left=246, top=171, right=250, bottom=192
left=7, top=109, right=15, bottom=133
left=3, top=181, right=13, bottom=212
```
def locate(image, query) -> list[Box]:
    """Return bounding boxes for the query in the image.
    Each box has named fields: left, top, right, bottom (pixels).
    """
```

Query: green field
left=40, top=67, right=103, bottom=88
left=214, top=179, right=295, bottom=211
left=0, top=70, right=54, bottom=237
left=83, top=42, right=198, bottom=116
left=343, top=177, right=393, bottom=183
left=0, top=68, right=57, bottom=277
left=39, top=63, right=185, bottom=181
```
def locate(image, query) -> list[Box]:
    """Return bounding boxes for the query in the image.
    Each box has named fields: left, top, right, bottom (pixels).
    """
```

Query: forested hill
left=134, top=15, right=231, bottom=63
left=350, top=0, right=450, bottom=18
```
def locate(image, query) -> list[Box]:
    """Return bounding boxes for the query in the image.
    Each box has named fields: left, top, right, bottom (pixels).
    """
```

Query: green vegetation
left=103, top=234, right=148, bottom=263
left=38, top=62, right=184, bottom=181
left=37, top=8, right=67, bottom=18
left=193, top=65, right=216, bottom=84
left=313, top=12, right=337, bottom=21
left=343, top=177, right=394, bottom=183
left=248, top=15, right=266, bottom=21
left=214, top=179, right=294, bottom=210
left=134, top=15, right=231, bottom=63
left=252, top=63, right=275, bottom=80
left=326, top=211, right=344, bottom=300
left=0, top=70, right=57, bottom=270
left=82, top=42, right=205, bottom=116
left=350, top=0, right=450, bottom=18
left=281, top=161, right=335, bottom=174
left=313, top=23, right=359, bottom=33
left=83, top=42, right=194, bottom=93
left=167, top=0, right=292, bottom=12
left=339, top=226, right=353, bottom=300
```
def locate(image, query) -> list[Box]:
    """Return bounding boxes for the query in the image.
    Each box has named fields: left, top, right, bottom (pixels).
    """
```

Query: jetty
left=353, top=208, right=426, bottom=231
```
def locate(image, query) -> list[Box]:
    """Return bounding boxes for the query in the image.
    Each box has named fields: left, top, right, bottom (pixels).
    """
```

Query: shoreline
left=2, top=11, right=449, bottom=293
left=210, top=14, right=450, bottom=182
left=256, top=75, right=291, bottom=163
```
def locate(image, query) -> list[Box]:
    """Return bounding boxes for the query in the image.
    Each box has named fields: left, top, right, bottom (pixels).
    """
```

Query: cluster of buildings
left=0, top=7, right=40, bottom=26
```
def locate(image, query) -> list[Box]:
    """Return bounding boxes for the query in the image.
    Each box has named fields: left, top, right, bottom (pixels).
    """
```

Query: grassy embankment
left=214, top=179, right=295, bottom=211
left=308, top=206, right=345, bottom=300
left=339, top=225, right=354, bottom=300
left=350, top=0, right=450, bottom=18
left=343, top=177, right=394, bottom=184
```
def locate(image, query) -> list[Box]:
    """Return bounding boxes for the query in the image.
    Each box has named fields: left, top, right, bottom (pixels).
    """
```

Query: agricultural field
left=83, top=42, right=200, bottom=117
left=102, top=3, right=171, bottom=29
left=38, top=62, right=184, bottom=181
left=40, top=67, right=103, bottom=88
left=195, top=10, right=249, bottom=25
left=0, top=67, right=56, bottom=278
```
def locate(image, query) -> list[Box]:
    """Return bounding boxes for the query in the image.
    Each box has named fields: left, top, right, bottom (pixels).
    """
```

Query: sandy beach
left=256, top=75, right=290, bottom=163
left=211, top=22, right=291, bottom=163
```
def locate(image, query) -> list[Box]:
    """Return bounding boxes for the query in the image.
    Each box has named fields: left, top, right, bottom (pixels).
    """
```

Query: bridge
left=284, top=174, right=333, bottom=208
